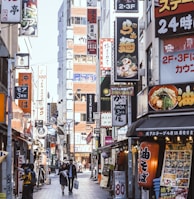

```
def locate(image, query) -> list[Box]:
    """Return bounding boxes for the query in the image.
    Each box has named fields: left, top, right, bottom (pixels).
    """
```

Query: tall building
left=57, top=0, right=98, bottom=167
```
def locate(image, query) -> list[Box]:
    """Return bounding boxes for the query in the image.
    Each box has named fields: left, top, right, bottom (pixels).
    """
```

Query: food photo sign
left=114, top=17, right=139, bottom=82
left=160, top=144, right=192, bottom=199
left=148, top=83, right=194, bottom=113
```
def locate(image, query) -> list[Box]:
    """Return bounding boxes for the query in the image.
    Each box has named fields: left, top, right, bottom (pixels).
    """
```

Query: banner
left=19, top=0, right=38, bottom=36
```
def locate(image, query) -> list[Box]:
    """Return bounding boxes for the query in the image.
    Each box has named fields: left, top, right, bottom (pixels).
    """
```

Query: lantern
left=138, top=141, right=159, bottom=188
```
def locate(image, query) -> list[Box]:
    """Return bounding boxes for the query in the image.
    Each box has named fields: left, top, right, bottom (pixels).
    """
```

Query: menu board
left=160, top=144, right=192, bottom=199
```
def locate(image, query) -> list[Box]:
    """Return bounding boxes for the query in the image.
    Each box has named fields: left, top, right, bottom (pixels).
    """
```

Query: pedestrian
left=29, top=163, right=37, bottom=197
left=21, top=164, right=32, bottom=199
left=67, top=159, right=77, bottom=194
left=59, top=163, right=68, bottom=195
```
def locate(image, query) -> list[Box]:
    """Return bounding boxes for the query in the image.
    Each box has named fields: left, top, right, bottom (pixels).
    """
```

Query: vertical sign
left=1, top=0, right=22, bottom=23
left=86, top=94, right=95, bottom=124
left=112, top=95, right=127, bottom=127
left=115, top=17, right=139, bottom=82
left=0, top=93, right=6, bottom=123
left=101, top=75, right=111, bottom=112
left=114, top=171, right=126, bottom=199
left=87, top=8, right=97, bottom=55
left=100, top=38, right=114, bottom=71
left=19, top=0, right=38, bottom=36
left=37, top=66, right=47, bottom=122
left=18, top=73, right=32, bottom=114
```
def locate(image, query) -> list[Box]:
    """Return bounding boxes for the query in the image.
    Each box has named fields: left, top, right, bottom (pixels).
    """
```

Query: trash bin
left=0, top=193, right=6, bottom=199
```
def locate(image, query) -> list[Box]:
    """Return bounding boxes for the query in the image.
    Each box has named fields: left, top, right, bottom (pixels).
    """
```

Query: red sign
left=138, top=142, right=159, bottom=188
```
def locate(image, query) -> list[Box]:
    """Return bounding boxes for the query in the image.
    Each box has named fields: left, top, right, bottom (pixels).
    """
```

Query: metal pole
left=73, top=97, right=75, bottom=160
left=6, top=58, right=13, bottom=199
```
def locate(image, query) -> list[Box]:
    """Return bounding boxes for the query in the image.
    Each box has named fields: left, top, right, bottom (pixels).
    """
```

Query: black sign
left=155, top=11, right=194, bottom=38
left=86, top=94, right=95, bottom=124
left=35, top=120, right=43, bottom=128
left=115, top=17, right=139, bottom=82
left=14, top=86, right=28, bottom=99
left=115, top=0, right=138, bottom=12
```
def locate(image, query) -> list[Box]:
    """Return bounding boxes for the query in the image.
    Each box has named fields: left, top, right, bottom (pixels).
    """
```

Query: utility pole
left=6, top=58, right=14, bottom=199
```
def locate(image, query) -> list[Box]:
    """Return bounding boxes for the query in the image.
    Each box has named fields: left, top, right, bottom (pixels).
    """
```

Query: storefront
left=127, top=113, right=194, bottom=199
left=98, top=139, right=128, bottom=198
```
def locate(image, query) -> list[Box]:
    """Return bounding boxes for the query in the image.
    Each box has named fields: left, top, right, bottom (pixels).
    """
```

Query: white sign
left=114, top=171, right=126, bottom=199
left=1, top=0, right=21, bottom=23
left=112, top=95, right=127, bottom=127
left=101, top=112, right=112, bottom=127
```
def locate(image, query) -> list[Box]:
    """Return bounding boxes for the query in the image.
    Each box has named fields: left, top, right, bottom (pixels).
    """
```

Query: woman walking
left=59, top=163, right=68, bottom=195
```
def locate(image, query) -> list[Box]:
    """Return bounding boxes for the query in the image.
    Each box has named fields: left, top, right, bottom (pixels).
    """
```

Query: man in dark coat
left=67, top=159, right=77, bottom=193
left=59, top=163, right=68, bottom=195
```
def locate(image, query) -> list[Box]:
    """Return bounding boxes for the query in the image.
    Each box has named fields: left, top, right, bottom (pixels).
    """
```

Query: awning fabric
left=127, top=115, right=194, bottom=137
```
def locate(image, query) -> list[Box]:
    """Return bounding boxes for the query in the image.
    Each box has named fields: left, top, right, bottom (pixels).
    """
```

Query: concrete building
left=57, top=0, right=98, bottom=167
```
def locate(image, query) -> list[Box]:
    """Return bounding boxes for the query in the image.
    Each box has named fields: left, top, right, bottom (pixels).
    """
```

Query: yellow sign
left=0, top=93, right=6, bottom=123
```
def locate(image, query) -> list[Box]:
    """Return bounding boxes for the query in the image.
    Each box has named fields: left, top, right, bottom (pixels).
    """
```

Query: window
left=71, top=17, right=87, bottom=25
left=80, top=113, right=86, bottom=122
left=147, top=45, right=153, bottom=85
left=146, top=0, right=152, bottom=26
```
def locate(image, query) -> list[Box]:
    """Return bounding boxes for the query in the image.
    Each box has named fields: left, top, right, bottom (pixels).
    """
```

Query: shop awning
left=127, top=114, right=194, bottom=137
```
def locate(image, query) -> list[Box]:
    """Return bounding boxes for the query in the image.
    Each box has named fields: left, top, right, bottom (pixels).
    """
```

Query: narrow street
left=33, top=170, right=110, bottom=199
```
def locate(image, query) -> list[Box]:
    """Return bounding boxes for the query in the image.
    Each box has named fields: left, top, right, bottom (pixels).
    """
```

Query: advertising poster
left=20, top=0, right=38, bottom=36
left=160, top=144, right=192, bottom=199
left=114, top=171, right=126, bottom=199
left=148, top=83, right=194, bottom=113
left=115, top=17, right=138, bottom=82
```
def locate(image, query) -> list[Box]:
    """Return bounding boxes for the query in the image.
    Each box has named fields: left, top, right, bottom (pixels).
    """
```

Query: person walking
left=21, top=164, right=33, bottom=199
left=59, top=163, right=68, bottom=195
left=67, top=159, right=77, bottom=194
left=29, top=163, right=37, bottom=198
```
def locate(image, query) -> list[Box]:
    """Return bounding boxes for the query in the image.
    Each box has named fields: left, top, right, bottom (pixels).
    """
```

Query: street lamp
left=6, top=53, right=29, bottom=199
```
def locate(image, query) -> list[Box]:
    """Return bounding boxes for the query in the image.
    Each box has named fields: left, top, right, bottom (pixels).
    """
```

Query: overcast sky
left=30, top=0, right=63, bottom=102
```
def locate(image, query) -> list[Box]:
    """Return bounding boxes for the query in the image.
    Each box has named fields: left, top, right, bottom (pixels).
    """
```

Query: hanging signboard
left=0, top=93, right=6, bottom=123
left=114, top=171, right=126, bottom=199
left=115, top=17, right=139, bottom=82
left=112, top=95, right=127, bottom=127
left=138, top=142, right=159, bottom=188
left=14, top=86, right=28, bottom=99
left=115, top=0, right=138, bottom=13
left=19, top=0, right=38, bottom=36
left=160, top=144, right=192, bottom=198
left=1, top=0, right=22, bottom=23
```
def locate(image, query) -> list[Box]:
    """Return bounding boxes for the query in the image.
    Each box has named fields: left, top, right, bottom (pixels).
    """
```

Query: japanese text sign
left=1, top=0, right=21, bottom=23
left=155, top=1, right=194, bottom=38
left=160, top=36, right=194, bottom=84
left=115, top=17, right=139, bottom=82
left=115, top=0, right=138, bottom=13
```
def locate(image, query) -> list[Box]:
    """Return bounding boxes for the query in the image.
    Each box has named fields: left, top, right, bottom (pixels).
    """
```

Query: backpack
left=30, top=171, right=37, bottom=186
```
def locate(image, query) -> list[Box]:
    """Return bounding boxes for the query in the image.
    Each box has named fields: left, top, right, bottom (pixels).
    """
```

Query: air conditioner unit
left=139, top=21, right=145, bottom=31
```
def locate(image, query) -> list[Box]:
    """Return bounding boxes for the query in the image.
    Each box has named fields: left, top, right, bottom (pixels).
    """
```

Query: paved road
left=33, top=171, right=111, bottom=199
